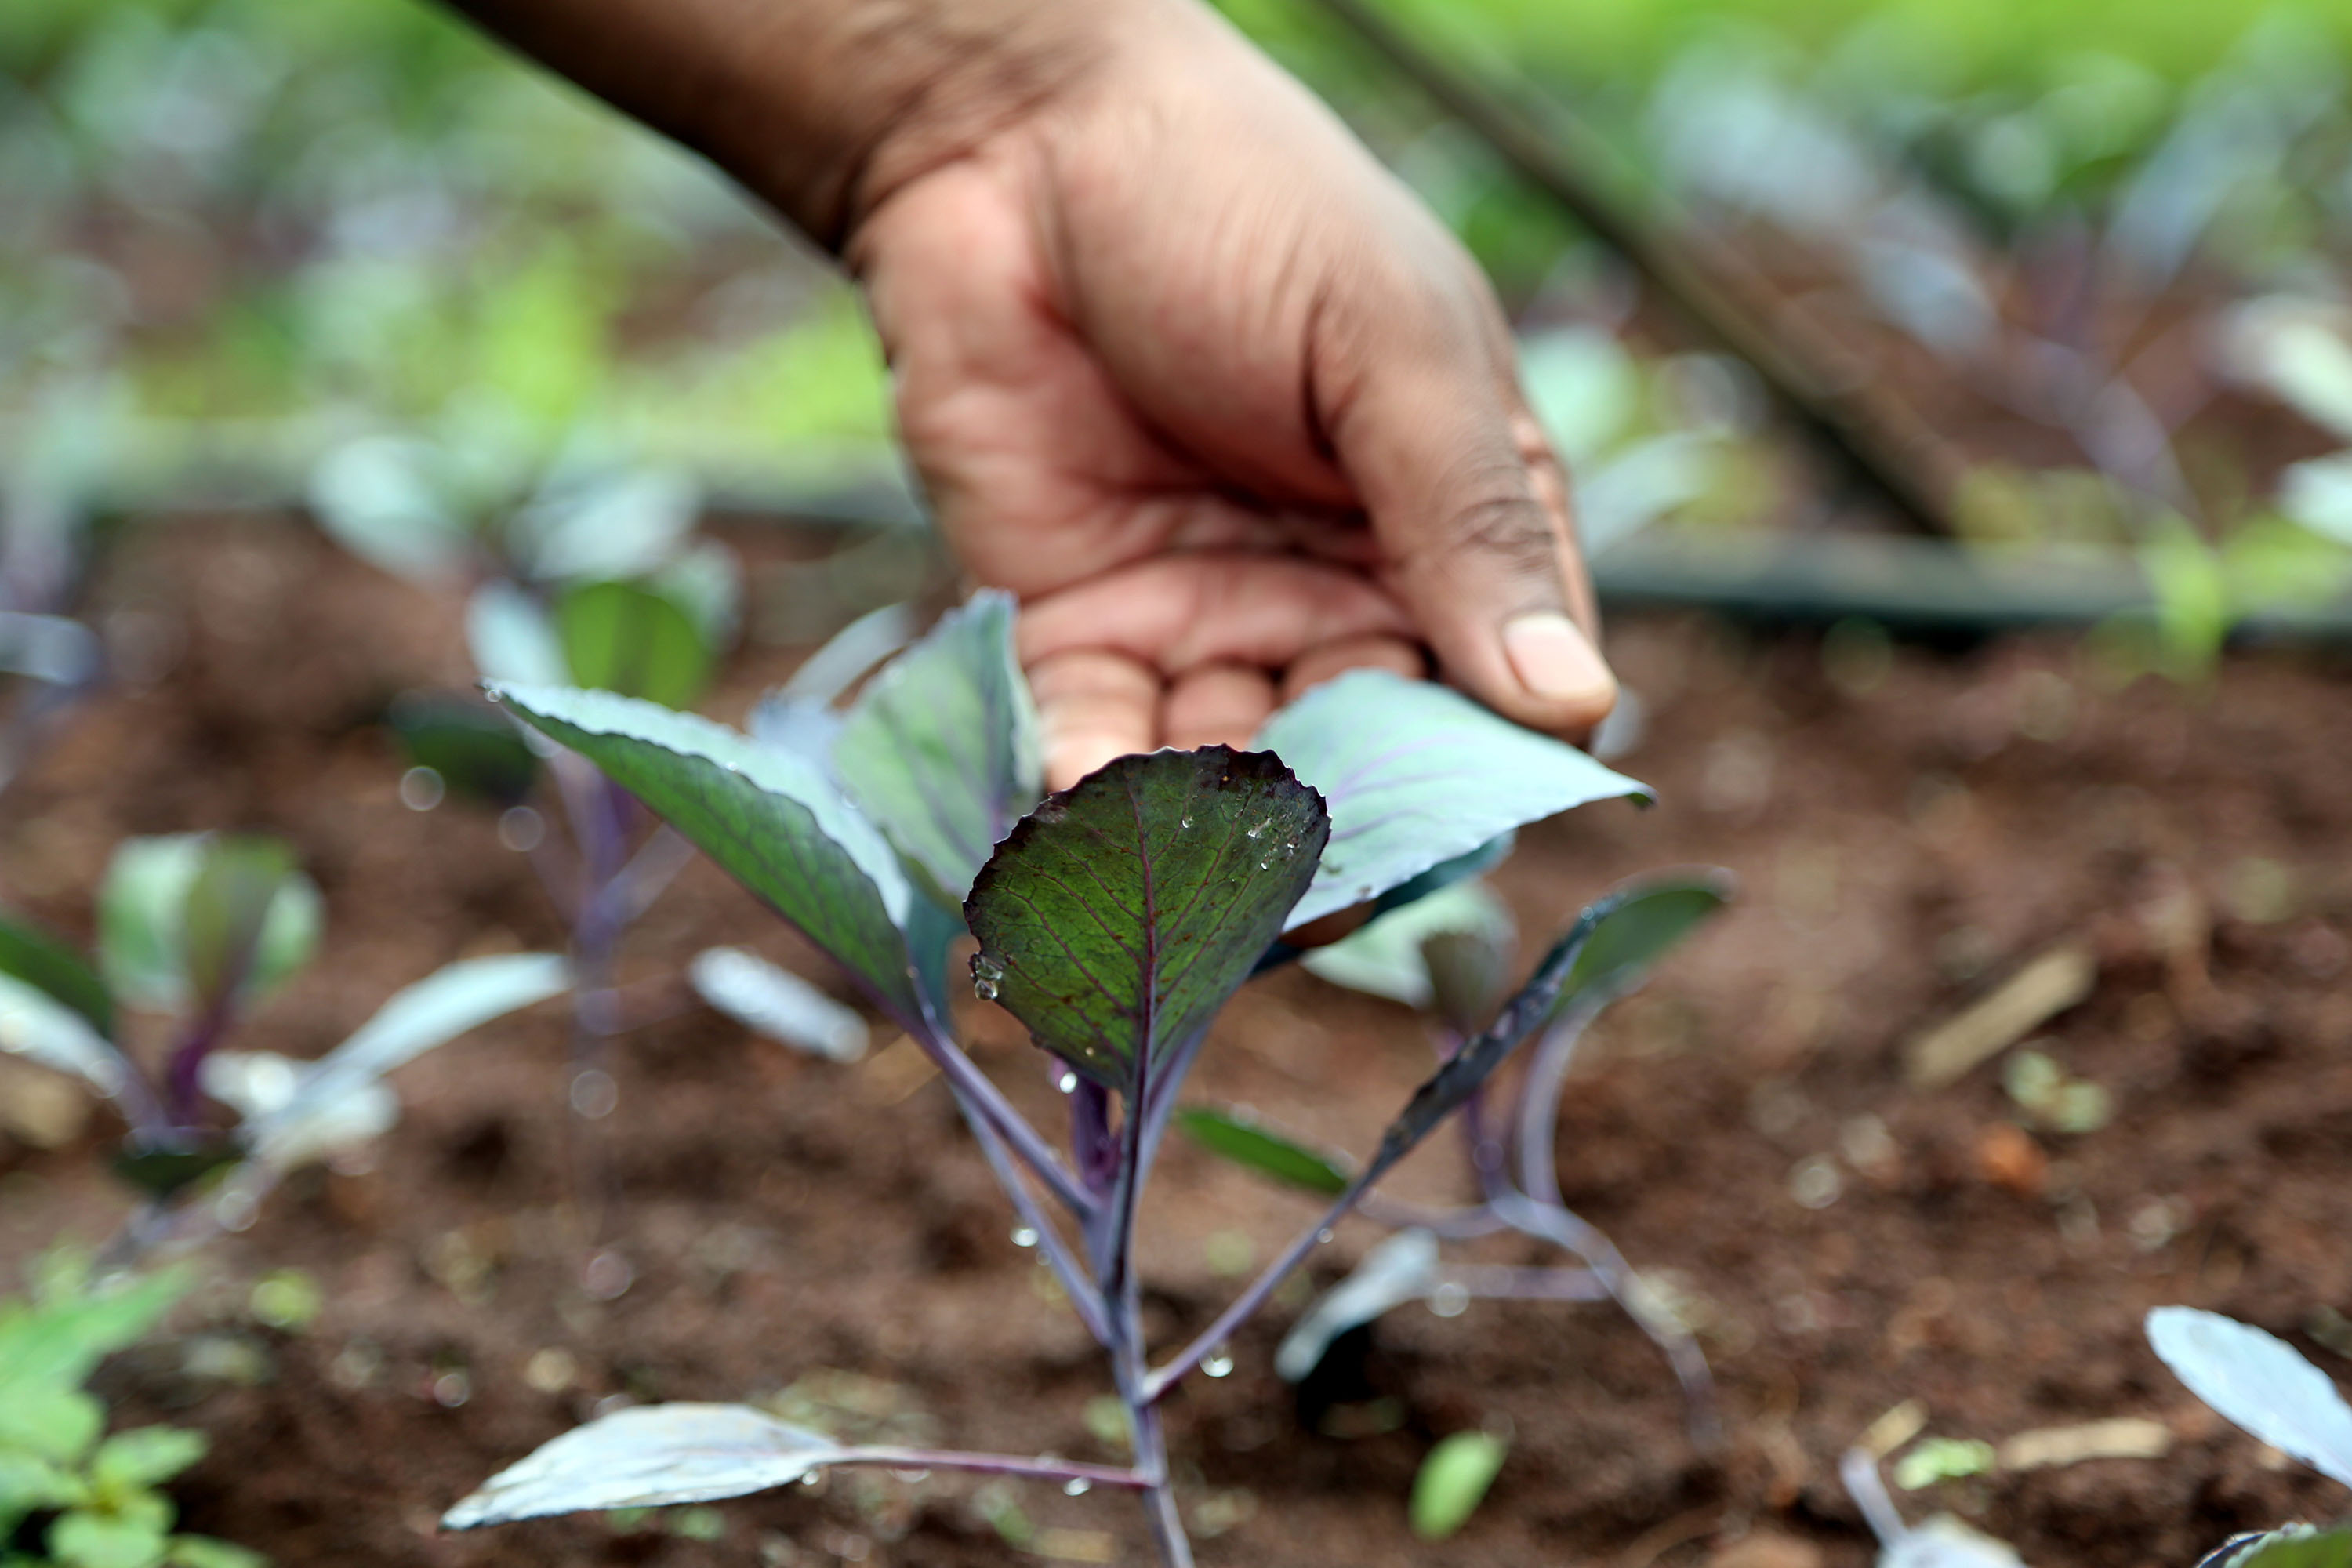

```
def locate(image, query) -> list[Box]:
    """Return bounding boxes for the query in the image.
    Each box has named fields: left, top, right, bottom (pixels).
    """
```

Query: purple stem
left=1439, top=1262, right=1606, bottom=1302
left=822, top=1447, right=1151, bottom=1490
left=1143, top=1189, right=1354, bottom=1405
left=1071, top=1078, right=1119, bottom=1196
left=1356, top=1193, right=1508, bottom=1240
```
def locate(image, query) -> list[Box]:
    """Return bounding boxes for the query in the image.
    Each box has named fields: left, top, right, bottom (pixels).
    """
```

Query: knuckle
left=1439, top=488, right=1559, bottom=579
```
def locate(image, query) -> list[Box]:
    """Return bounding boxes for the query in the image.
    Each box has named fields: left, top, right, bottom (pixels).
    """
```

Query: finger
left=1279, top=633, right=1427, bottom=706
left=1029, top=648, right=1161, bottom=792
left=1318, top=282, right=1617, bottom=736
left=1017, top=552, right=1414, bottom=674
left=1163, top=663, right=1279, bottom=751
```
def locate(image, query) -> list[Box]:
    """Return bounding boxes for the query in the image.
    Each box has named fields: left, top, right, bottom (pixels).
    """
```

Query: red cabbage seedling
left=448, top=600, right=1662, bottom=1564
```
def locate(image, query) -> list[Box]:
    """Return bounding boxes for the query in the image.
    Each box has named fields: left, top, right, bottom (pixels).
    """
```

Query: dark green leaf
left=182, top=838, right=301, bottom=1011
left=964, top=747, right=1327, bottom=1094
left=556, top=580, right=713, bottom=710
left=1559, top=875, right=1733, bottom=1012
left=833, top=592, right=1040, bottom=904
left=1360, top=877, right=1725, bottom=1189
left=111, top=1139, right=241, bottom=1201
left=1174, top=1107, right=1352, bottom=1196
left=388, top=695, right=539, bottom=807
left=0, top=913, right=111, bottom=1036
left=1410, top=1431, right=1508, bottom=1541
left=1255, top=671, right=1649, bottom=929
left=486, top=685, right=920, bottom=1021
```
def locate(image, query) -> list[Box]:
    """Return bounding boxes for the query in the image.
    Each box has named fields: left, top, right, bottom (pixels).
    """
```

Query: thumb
left=1323, top=309, right=1615, bottom=738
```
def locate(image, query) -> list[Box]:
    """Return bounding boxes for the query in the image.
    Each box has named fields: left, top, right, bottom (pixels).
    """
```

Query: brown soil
left=4, top=517, right=2351, bottom=1568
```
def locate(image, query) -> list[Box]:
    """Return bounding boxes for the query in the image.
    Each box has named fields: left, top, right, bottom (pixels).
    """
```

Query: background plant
left=0, top=831, right=566, bottom=1263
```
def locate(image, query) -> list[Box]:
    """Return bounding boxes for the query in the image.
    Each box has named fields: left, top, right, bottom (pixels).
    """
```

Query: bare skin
left=446, top=0, right=1615, bottom=787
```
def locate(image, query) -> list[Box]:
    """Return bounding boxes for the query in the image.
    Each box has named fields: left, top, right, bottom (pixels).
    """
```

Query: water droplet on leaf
left=1203, top=1345, right=1235, bottom=1378
left=1011, top=1226, right=1040, bottom=1248
left=1057, top=1071, right=1079, bottom=1094
left=1063, top=1477, right=1091, bottom=1497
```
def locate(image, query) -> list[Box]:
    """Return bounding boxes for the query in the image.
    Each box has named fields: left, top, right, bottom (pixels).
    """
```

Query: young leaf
left=486, top=685, right=920, bottom=1018
left=0, top=1268, right=190, bottom=1403
left=442, top=1403, right=847, bottom=1528
left=516, top=467, right=699, bottom=583
left=100, top=838, right=319, bottom=1014
left=690, top=947, right=869, bottom=1063
left=1276, top=1229, right=1439, bottom=1382
left=833, top=592, right=1042, bottom=904
left=964, top=747, right=1327, bottom=1094
left=1254, top=670, right=1650, bottom=930
left=556, top=580, right=714, bottom=710
left=2147, top=1308, right=2352, bottom=1490
left=89, top=1428, right=208, bottom=1493
left=465, top=581, right=568, bottom=688
left=245, top=953, right=568, bottom=1165
left=1558, top=873, right=1733, bottom=1013
left=47, top=1508, right=170, bottom=1568
left=1298, top=880, right=1512, bottom=1010
left=162, top=1537, right=267, bottom=1568
left=181, top=838, right=303, bottom=1011
left=308, top=435, right=474, bottom=584
left=0, top=1387, right=103, bottom=1464
left=0, top=913, right=112, bottom=1037
left=0, top=973, right=132, bottom=1100
left=1174, top=1107, right=1353, bottom=1197
left=1410, top=1430, right=1508, bottom=1541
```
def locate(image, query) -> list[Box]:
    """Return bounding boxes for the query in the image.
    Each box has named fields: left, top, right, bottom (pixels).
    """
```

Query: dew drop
left=1428, top=1281, right=1471, bottom=1318
left=570, top=1068, right=619, bottom=1120
left=1258, top=857, right=1272, bottom=872
left=891, top=1468, right=931, bottom=1483
left=399, top=765, right=446, bottom=811
left=1202, top=1345, right=1235, bottom=1378
left=1246, top=818, right=1269, bottom=839
left=973, top=976, right=1000, bottom=1001
left=1316, top=1227, right=1336, bottom=1245
left=972, top=956, right=1005, bottom=1002
left=1179, top=814, right=1193, bottom=829
left=1057, top=1071, right=1079, bottom=1094
left=1063, top=1477, right=1092, bottom=1497
left=1011, top=1226, right=1040, bottom=1248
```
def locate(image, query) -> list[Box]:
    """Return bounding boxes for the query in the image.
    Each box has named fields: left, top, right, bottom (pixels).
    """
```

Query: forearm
left=440, top=0, right=1135, bottom=248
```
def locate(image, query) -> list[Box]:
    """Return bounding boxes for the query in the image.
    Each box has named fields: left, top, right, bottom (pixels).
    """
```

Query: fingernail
left=1502, top=613, right=1616, bottom=709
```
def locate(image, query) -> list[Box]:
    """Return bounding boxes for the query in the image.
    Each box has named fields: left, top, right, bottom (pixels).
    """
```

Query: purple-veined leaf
left=488, top=684, right=921, bottom=1019
left=1254, top=671, right=1650, bottom=931
left=964, top=747, right=1326, bottom=1095
left=833, top=591, right=1040, bottom=905
left=442, top=1403, right=845, bottom=1528
left=2149, top=1308, right=2352, bottom=1490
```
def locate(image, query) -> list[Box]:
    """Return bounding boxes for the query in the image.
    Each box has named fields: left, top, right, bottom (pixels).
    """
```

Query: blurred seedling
left=437, top=593, right=1694, bottom=1563
left=312, top=409, right=746, bottom=1224
left=0, top=1253, right=262, bottom=1568
left=0, top=832, right=565, bottom=1263
left=1183, top=866, right=1730, bottom=1444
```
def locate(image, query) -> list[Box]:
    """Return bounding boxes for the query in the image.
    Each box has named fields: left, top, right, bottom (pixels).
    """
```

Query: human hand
left=851, top=1, right=1613, bottom=789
